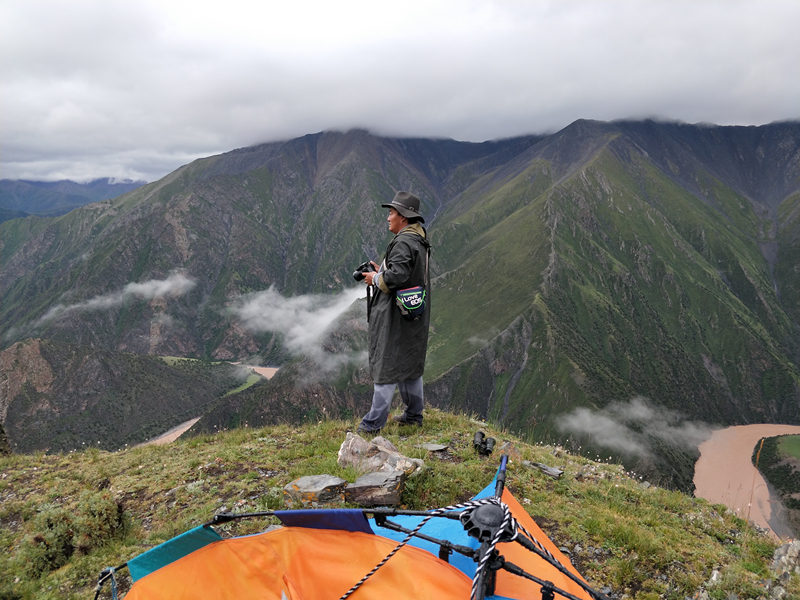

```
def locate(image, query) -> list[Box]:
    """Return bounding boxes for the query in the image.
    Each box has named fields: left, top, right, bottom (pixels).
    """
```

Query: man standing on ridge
left=358, top=191, right=431, bottom=434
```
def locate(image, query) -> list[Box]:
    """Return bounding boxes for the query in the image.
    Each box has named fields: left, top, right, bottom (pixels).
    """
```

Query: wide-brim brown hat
left=381, top=191, right=424, bottom=223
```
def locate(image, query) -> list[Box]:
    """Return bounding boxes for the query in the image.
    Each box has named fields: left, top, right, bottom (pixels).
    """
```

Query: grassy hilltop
left=1, top=409, right=797, bottom=600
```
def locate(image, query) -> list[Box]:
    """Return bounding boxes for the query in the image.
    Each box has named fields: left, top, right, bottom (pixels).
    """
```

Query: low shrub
left=20, top=505, right=75, bottom=577
left=17, top=491, right=126, bottom=577
left=71, top=490, right=127, bottom=554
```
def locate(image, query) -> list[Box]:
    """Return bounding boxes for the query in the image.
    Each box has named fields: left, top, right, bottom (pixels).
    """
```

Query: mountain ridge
left=0, top=177, right=147, bottom=223
left=1, top=119, right=799, bottom=490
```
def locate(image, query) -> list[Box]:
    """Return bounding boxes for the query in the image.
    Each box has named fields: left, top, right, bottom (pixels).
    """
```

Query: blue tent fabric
left=275, top=508, right=374, bottom=534
left=367, top=472, right=518, bottom=600
left=368, top=476, right=497, bottom=577
left=127, top=525, right=222, bottom=582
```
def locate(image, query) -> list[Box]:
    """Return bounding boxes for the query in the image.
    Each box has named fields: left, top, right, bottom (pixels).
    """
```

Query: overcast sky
left=2, top=0, right=799, bottom=183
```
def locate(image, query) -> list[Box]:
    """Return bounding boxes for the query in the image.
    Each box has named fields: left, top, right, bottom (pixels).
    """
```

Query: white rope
left=337, top=498, right=489, bottom=600
left=469, top=497, right=515, bottom=599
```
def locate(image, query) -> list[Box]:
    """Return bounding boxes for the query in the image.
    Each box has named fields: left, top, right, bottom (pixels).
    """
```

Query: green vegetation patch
left=778, top=435, right=800, bottom=460
left=754, top=435, right=800, bottom=531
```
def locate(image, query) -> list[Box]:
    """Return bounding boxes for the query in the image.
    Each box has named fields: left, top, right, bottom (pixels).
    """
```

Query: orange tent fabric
left=124, top=526, right=473, bottom=599
left=491, top=487, right=591, bottom=599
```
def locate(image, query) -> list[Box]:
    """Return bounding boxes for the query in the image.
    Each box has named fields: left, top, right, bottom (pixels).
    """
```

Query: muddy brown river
left=694, top=424, right=800, bottom=540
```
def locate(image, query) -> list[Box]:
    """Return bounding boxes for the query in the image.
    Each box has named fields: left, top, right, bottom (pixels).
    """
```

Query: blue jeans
left=359, top=376, right=424, bottom=431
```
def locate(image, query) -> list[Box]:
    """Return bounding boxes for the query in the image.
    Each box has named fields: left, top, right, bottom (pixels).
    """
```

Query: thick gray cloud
left=1, top=0, right=798, bottom=182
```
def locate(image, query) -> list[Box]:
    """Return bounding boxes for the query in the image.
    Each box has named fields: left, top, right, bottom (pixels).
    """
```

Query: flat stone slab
left=419, top=443, right=448, bottom=452
left=522, top=460, right=564, bottom=479
left=345, top=470, right=406, bottom=506
left=284, top=474, right=347, bottom=505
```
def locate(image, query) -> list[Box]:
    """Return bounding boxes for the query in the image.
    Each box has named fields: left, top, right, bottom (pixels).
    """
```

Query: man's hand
left=364, top=261, right=380, bottom=285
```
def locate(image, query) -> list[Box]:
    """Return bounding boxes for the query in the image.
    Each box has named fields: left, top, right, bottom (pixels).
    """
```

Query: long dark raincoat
left=368, top=222, right=430, bottom=384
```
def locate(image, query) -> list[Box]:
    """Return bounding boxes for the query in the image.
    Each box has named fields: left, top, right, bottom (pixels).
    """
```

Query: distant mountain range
left=0, top=177, right=146, bottom=222
left=1, top=120, right=799, bottom=490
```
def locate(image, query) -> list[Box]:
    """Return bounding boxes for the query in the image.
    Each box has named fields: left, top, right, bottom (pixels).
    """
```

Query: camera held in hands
left=353, top=261, right=376, bottom=281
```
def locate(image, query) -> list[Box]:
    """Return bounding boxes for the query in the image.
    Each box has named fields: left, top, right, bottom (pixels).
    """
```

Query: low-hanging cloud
left=228, top=285, right=366, bottom=373
left=37, top=271, right=196, bottom=325
left=557, top=396, right=716, bottom=459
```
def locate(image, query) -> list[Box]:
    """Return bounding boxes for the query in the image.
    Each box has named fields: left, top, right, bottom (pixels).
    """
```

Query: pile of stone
left=283, top=433, right=425, bottom=507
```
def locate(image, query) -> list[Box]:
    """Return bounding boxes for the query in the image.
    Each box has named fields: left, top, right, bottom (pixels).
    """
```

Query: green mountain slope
left=426, top=121, right=800, bottom=487
left=1, top=121, right=799, bottom=490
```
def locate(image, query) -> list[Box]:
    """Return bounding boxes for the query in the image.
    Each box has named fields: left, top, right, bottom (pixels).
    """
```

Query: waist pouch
left=395, top=285, right=426, bottom=321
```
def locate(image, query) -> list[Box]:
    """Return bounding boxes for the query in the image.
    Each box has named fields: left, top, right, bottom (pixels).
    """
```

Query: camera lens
left=353, top=261, right=373, bottom=281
